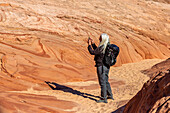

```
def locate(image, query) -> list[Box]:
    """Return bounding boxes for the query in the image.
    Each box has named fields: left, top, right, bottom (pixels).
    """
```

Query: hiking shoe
left=96, top=99, right=108, bottom=103
left=107, top=96, right=114, bottom=100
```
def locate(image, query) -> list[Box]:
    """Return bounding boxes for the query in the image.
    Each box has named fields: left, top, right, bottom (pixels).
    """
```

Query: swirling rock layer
left=0, top=0, right=169, bottom=83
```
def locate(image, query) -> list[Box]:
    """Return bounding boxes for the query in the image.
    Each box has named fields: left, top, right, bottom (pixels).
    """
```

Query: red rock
left=123, top=59, right=170, bottom=113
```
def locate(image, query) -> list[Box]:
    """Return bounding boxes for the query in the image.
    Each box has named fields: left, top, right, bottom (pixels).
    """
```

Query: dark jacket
left=88, top=43, right=104, bottom=67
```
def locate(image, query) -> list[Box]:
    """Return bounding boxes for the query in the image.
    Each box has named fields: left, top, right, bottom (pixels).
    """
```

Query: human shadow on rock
left=45, top=81, right=100, bottom=102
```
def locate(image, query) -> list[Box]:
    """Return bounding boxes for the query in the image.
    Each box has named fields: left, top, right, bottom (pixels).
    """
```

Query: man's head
left=99, top=33, right=110, bottom=53
left=100, top=33, right=109, bottom=42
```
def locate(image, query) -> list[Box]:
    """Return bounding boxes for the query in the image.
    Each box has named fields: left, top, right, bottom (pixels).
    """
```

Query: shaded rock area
left=142, top=58, right=170, bottom=77
left=123, top=59, right=170, bottom=113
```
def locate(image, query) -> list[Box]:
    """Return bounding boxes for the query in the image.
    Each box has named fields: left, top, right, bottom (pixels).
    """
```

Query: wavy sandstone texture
left=123, top=58, right=170, bottom=113
left=0, top=0, right=169, bottom=83
left=0, top=0, right=169, bottom=113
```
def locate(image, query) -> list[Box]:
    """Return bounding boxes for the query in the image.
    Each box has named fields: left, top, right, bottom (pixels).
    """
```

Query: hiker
left=87, top=33, right=114, bottom=103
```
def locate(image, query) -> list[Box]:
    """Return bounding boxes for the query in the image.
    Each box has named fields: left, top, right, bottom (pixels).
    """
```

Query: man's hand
left=87, top=37, right=92, bottom=45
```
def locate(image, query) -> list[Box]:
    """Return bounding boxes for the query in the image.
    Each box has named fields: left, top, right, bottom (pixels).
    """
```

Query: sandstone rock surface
left=0, top=0, right=169, bottom=113
left=123, top=59, right=170, bottom=113
left=0, top=0, right=169, bottom=83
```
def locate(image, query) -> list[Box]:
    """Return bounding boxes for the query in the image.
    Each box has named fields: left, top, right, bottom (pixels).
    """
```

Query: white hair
left=99, top=33, right=110, bottom=54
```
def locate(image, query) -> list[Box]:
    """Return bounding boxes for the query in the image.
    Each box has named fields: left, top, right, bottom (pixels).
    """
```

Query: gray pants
left=97, top=65, right=113, bottom=99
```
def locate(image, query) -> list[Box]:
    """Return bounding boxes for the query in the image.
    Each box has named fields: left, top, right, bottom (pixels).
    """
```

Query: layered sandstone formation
left=0, top=0, right=169, bottom=113
left=0, top=0, right=170, bottom=83
left=123, top=58, right=170, bottom=113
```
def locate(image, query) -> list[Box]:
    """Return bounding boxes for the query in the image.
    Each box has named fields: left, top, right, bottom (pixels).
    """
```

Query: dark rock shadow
left=112, top=105, right=126, bottom=113
left=45, top=81, right=100, bottom=102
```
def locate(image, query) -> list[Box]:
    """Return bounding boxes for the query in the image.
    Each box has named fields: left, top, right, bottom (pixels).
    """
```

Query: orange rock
left=0, top=92, right=76, bottom=113
left=0, top=0, right=169, bottom=83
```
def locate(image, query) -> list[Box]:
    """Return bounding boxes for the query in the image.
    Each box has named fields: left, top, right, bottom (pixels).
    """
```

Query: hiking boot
left=107, top=96, right=114, bottom=100
left=96, top=99, right=108, bottom=103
